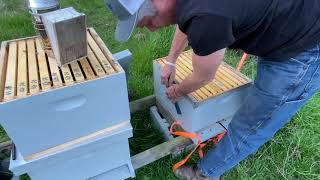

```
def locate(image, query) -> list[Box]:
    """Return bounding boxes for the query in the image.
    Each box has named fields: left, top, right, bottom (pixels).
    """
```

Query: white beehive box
left=41, top=7, right=88, bottom=66
left=10, top=121, right=135, bottom=180
left=0, top=28, right=130, bottom=157
left=154, top=50, right=252, bottom=141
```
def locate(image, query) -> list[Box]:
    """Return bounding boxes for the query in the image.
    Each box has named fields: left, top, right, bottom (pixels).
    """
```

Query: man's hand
left=161, top=63, right=176, bottom=87
left=161, top=26, right=188, bottom=87
left=166, top=84, right=183, bottom=103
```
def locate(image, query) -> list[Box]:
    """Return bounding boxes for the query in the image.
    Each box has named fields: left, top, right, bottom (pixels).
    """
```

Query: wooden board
left=129, top=95, right=156, bottom=114
left=4, top=42, right=18, bottom=100
left=17, top=41, right=28, bottom=97
left=87, top=32, right=116, bottom=75
left=27, top=39, right=40, bottom=95
left=79, top=58, right=95, bottom=80
left=0, top=42, right=8, bottom=101
left=70, top=61, right=85, bottom=82
left=60, top=64, right=74, bottom=86
left=36, top=39, right=52, bottom=91
left=48, top=56, right=63, bottom=87
left=132, top=136, right=192, bottom=170
left=88, top=28, right=118, bottom=72
left=87, top=45, right=106, bottom=76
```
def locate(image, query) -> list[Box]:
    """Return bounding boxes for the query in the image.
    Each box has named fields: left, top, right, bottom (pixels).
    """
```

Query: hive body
left=0, top=28, right=135, bottom=180
left=154, top=50, right=252, bottom=142
left=10, top=122, right=134, bottom=180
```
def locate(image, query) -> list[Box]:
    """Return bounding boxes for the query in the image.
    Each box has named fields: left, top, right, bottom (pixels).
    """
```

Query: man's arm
left=177, top=49, right=225, bottom=95
left=161, top=26, right=188, bottom=87
left=167, top=26, right=188, bottom=63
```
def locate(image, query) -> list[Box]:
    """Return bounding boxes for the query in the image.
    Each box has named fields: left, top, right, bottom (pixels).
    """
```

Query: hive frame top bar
left=156, top=50, right=252, bottom=104
left=0, top=27, right=121, bottom=103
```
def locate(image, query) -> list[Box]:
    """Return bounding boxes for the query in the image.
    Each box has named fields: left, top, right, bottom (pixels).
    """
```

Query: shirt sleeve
left=184, top=14, right=235, bottom=56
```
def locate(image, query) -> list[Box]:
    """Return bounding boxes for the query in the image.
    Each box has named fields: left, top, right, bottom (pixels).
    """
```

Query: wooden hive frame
left=157, top=50, right=251, bottom=103
left=0, top=27, right=119, bottom=103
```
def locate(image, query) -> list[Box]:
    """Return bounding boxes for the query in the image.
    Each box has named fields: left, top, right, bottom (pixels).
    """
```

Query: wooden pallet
left=157, top=50, right=251, bottom=102
left=0, top=28, right=118, bottom=102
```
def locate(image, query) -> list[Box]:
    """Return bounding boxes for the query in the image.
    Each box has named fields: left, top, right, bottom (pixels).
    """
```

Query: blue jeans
left=197, top=44, right=320, bottom=178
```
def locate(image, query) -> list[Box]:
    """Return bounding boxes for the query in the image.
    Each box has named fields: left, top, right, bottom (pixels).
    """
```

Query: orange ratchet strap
left=170, top=121, right=226, bottom=172
left=236, top=53, right=248, bottom=71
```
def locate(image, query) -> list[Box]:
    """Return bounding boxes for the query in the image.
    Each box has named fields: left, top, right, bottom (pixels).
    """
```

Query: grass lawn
left=0, top=0, right=319, bottom=179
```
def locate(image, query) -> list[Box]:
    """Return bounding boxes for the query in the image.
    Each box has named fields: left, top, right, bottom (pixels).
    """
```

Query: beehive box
left=0, top=28, right=130, bottom=157
left=154, top=50, right=252, bottom=138
left=10, top=121, right=135, bottom=180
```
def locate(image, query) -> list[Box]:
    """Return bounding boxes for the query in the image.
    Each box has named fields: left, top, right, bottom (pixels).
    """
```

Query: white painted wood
left=9, top=123, right=134, bottom=180
left=153, top=61, right=251, bottom=142
left=195, top=117, right=231, bottom=144
left=150, top=104, right=229, bottom=145
left=150, top=106, right=174, bottom=141
left=113, top=49, right=132, bottom=80
left=89, top=163, right=135, bottom=180
left=0, top=64, right=130, bottom=157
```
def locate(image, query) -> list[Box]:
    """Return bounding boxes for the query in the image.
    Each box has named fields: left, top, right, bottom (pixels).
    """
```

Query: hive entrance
left=158, top=50, right=251, bottom=102
left=0, top=28, right=118, bottom=102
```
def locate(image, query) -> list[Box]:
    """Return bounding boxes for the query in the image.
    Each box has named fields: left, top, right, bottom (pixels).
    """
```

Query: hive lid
left=0, top=28, right=120, bottom=103
left=157, top=50, right=252, bottom=102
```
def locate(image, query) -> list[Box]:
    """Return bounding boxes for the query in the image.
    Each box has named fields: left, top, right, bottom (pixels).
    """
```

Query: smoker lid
left=28, top=0, right=59, bottom=10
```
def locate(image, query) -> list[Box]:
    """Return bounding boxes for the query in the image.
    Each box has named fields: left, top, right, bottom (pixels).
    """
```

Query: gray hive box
left=41, top=7, right=87, bottom=66
left=154, top=50, right=252, bottom=142
left=0, top=28, right=130, bottom=157
left=10, top=121, right=135, bottom=180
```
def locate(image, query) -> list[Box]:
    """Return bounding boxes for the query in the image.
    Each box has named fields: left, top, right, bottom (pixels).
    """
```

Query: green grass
left=0, top=0, right=319, bottom=179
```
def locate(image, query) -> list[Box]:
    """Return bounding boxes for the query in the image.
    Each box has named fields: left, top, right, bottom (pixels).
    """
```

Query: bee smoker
left=28, top=0, right=60, bottom=51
